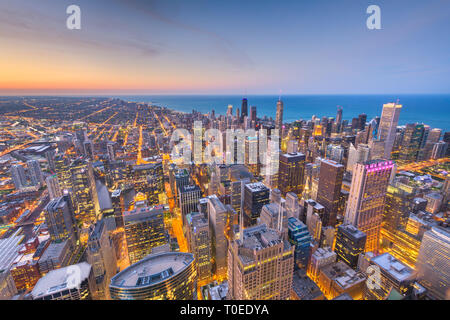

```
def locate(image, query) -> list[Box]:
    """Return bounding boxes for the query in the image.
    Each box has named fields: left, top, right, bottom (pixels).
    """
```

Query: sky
left=0, top=0, right=449, bottom=95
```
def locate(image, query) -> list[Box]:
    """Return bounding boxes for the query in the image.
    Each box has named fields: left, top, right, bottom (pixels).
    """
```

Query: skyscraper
left=371, top=103, right=402, bottom=159
left=10, top=164, right=27, bottom=190
left=317, top=159, right=344, bottom=227
left=241, top=97, right=248, bottom=120
left=243, top=182, right=270, bottom=227
left=27, top=159, right=44, bottom=186
left=345, top=160, right=394, bottom=252
left=278, top=152, right=306, bottom=197
left=70, top=158, right=100, bottom=225
left=86, top=219, right=117, bottom=300
left=415, top=227, right=450, bottom=300
left=123, top=205, right=167, bottom=264
left=44, top=195, right=78, bottom=246
left=227, top=224, right=294, bottom=300
left=399, top=123, right=425, bottom=162
left=275, top=99, right=283, bottom=132
left=288, top=217, right=312, bottom=269
left=185, top=212, right=212, bottom=281
left=207, top=195, right=228, bottom=279
left=334, top=223, right=366, bottom=269
left=46, top=175, right=63, bottom=200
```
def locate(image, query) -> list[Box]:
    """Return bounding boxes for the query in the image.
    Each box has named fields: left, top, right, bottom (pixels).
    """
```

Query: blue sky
left=0, top=0, right=449, bottom=94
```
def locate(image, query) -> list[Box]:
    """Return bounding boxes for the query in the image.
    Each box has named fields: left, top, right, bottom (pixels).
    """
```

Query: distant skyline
left=1, top=0, right=449, bottom=95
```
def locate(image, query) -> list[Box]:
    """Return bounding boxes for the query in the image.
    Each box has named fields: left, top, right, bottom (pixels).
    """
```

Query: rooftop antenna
left=278, top=89, right=282, bottom=101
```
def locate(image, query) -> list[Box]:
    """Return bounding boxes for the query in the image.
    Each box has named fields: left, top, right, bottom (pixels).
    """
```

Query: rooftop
left=371, top=253, right=415, bottom=283
left=31, top=262, right=91, bottom=298
left=110, top=252, right=194, bottom=288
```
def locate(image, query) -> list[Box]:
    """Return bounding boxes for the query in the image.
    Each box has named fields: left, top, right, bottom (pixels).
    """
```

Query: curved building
left=109, top=252, right=197, bottom=300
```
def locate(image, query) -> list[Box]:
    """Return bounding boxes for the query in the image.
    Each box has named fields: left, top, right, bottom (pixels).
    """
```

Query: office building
left=243, top=182, right=270, bottom=227
left=10, top=164, right=27, bottom=190
left=110, top=252, right=197, bottom=300
left=179, top=184, right=202, bottom=219
left=370, top=103, right=402, bottom=159
left=46, top=175, right=63, bottom=200
left=44, top=195, right=78, bottom=246
left=207, top=195, right=228, bottom=280
left=415, top=227, right=450, bottom=300
left=27, top=160, right=44, bottom=186
left=278, top=152, right=306, bottom=197
left=123, top=206, right=167, bottom=265
left=86, top=219, right=118, bottom=300
left=31, top=262, right=95, bottom=300
left=185, top=212, right=212, bottom=281
left=317, top=159, right=344, bottom=227
left=335, top=224, right=367, bottom=269
left=345, top=160, right=394, bottom=252
left=288, top=217, right=312, bottom=269
left=307, top=247, right=336, bottom=282
left=227, top=224, right=294, bottom=300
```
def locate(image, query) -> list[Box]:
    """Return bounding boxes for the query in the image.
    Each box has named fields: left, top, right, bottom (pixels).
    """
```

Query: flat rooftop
left=31, top=262, right=91, bottom=298
left=371, top=253, right=414, bottom=283
left=110, top=252, right=194, bottom=288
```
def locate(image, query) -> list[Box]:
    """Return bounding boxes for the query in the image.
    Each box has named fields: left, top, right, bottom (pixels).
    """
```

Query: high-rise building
left=241, top=97, right=248, bottom=120
left=185, top=212, right=212, bottom=281
left=110, top=252, right=197, bottom=300
left=27, top=159, right=44, bottom=186
left=243, top=182, right=270, bottom=227
left=278, top=152, right=306, bottom=197
left=317, top=159, right=344, bottom=227
left=345, top=160, right=394, bottom=252
left=275, top=99, right=284, bottom=132
left=358, top=113, right=367, bottom=131
left=70, top=158, right=100, bottom=225
left=131, top=163, right=164, bottom=205
left=10, top=164, right=27, bottom=190
left=44, top=195, right=78, bottom=246
left=288, top=217, right=312, bottom=269
left=260, top=203, right=287, bottom=238
left=334, top=224, right=366, bottom=269
left=123, top=206, right=167, bottom=265
left=46, top=175, right=63, bottom=200
left=54, top=154, right=71, bottom=191
left=227, top=224, right=294, bottom=300
left=107, top=142, right=116, bottom=161
left=399, top=123, right=425, bottom=162
left=207, top=195, right=228, bottom=279
left=179, top=184, right=202, bottom=222
left=371, top=103, right=402, bottom=159
left=250, top=106, right=257, bottom=123
left=347, top=143, right=371, bottom=174
left=86, top=219, right=117, bottom=300
left=415, top=227, right=450, bottom=300
left=32, top=262, right=95, bottom=300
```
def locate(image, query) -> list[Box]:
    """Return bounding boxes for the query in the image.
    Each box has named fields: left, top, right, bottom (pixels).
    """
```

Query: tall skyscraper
left=278, top=152, right=306, bottom=197
left=275, top=99, right=283, bottom=132
left=345, top=160, right=394, bottom=252
left=86, top=219, right=117, bottom=300
left=415, top=227, right=450, bottom=300
left=334, top=223, right=366, bottom=269
left=27, top=159, right=44, bottom=186
left=250, top=106, right=257, bottom=123
left=179, top=184, right=202, bottom=223
left=399, top=123, right=425, bottom=162
left=123, top=205, right=167, bottom=264
left=317, top=159, right=344, bottom=227
left=44, top=195, right=78, bottom=245
left=243, top=182, right=270, bottom=227
left=207, top=195, right=228, bottom=279
left=10, top=164, right=27, bottom=190
left=110, top=252, right=197, bottom=300
left=336, top=106, right=343, bottom=131
left=46, top=175, right=63, bottom=200
left=70, top=159, right=100, bottom=225
left=371, top=103, right=402, bottom=159
left=241, top=97, right=248, bottom=120
left=185, top=212, right=212, bottom=281
left=288, top=217, right=312, bottom=269
left=227, top=224, right=294, bottom=300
